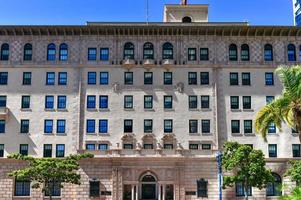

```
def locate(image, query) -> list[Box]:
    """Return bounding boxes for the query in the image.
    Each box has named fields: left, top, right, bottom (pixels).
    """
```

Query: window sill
left=45, top=108, right=55, bottom=112
left=20, top=108, right=32, bottom=112
left=86, top=133, right=97, bottom=135
left=99, top=133, right=110, bottom=136
left=144, top=108, right=155, bottom=112
left=231, top=109, right=241, bottom=112
left=57, top=108, right=68, bottom=112
left=124, top=108, right=134, bottom=111
left=87, top=108, right=98, bottom=112
left=244, top=133, right=256, bottom=136
left=164, top=108, right=174, bottom=112
left=99, top=108, right=110, bottom=112
left=13, top=196, right=31, bottom=199
left=232, top=133, right=243, bottom=136
left=44, top=133, right=55, bottom=136
left=202, top=133, right=212, bottom=136
left=57, top=133, right=67, bottom=136
left=243, top=109, right=253, bottom=112
left=201, top=108, right=211, bottom=111
left=189, top=108, right=199, bottom=111
left=189, top=133, right=201, bottom=136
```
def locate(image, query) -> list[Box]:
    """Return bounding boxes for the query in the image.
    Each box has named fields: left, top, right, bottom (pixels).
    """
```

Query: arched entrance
left=140, top=172, right=157, bottom=200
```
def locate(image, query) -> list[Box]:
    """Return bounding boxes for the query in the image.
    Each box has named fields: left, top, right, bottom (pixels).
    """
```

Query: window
left=57, top=96, right=66, bottom=109
left=144, top=95, right=153, bottom=109
left=236, top=182, right=252, bottom=197
left=144, top=72, right=153, bottom=85
left=188, top=72, right=197, bottom=85
left=164, top=144, right=173, bottom=149
left=56, top=144, right=65, bottom=158
left=124, top=96, right=133, bottom=109
left=299, top=45, right=301, bottom=61
left=87, top=95, right=96, bottom=109
left=124, top=72, right=133, bottom=85
left=86, top=144, right=96, bottom=150
left=265, top=72, right=274, bottom=86
left=19, top=144, right=28, bottom=156
left=197, top=179, right=208, bottom=197
left=15, top=179, right=30, bottom=196
left=99, top=144, right=108, bottom=151
left=182, top=16, right=192, bottom=23
left=46, top=72, right=55, bottom=85
left=43, top=144, right=52, bottom=157
left=90, top=181, right=100, bottom=197
left=164, top=119, right=173, bottom=133
left=21, top=96, right=30, bottom=109
left=201, top=96, right=209, bottom=109
left=123, top=144, right=133, bottom=149
left=241, top=44, right=250, bottom=61
left=268, top=144, right=277, bottom=157
left=229, top=44, right=238, bottom=61
left=189, top=96, right=198, bottom=109
left=230, top=96, right=239, bottom=109
left=124, top=120, right=133, bottom=133
left=57, top=120, right=66, bottom=134
left=292, top=144, right=301, bottom=157
left=189, top=120, right=198, bottom=133
left=242, top=72, right=251, bottom=85
left=88, top=48, right=97, bottom=60
left=58, top=72, right=67, bottom=85
left=268, top=122, right=276, bottom=133
left=44, top=120, right=53, bottom=134
left=162, top=42, right=173, bottom=59
left=244, top=120, right=252, bottom=134
left=0, top=72, right=8, bottom=85
left=88, top=72, right=96, bottom=85
left=59, top=43, right=68, bottom=61
left=189, top=144, right=199, bottom=150
left=144, top=119, right=153, bottom=133
left=45, top=180, right=61, bottom=196
left=200, top=48, right=209, bottom=61
left=124, top=42, right=134, bottom=59
left=99, top=96, right=108, bottom=109
left=230, top=73, right=239, bottom=85
left=266, top=173, right=282, bottom=196
left=164, top=96, right=173, bottom=109
left=100, top=72, right=109, bottom=85
left=164, top=72, right=172, bottom=85
left=20, top=120, right=29, bottom=134
left=288, top=44, right=296, bottom=61
left=266, top=96, right=275, bottom=104
left=45, top=96, right=54, bottom=109
left=0, top=120, right=5, bottom=133
left=201, top=120, right=210, bottom=134
left=188, top=48, right=197, bottom=61
left=22, top=72, right=32, bottom=85
left=243, top=96, right=251, bottom=109
left=0, top=144, right=4, bottom=157
left=47, top=43, right=56, bottom=61
left=144, top=144, right=154, bottom=149
left=100, top=48, right=109, bottom=61
left=202, top=144, right=211, bottom=150
left=0, top=96, right=6, bottom=107
left=231, top=120, right=240, bottom=133
left=99, top=120, right=108, bottom=133
left=0, top=43, right=9, bottom=61
left=143, top=42, right=154, bottom=59
left=86, top=120, right=95, bottom=133
left=23, top=43, right=32, bottom=61
left=264, top=44, right=273, bottom=61
left=200, top=72, right=209, bottom=85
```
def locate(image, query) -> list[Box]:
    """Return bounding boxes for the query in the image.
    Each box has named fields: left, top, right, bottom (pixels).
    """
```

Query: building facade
left=293, top=0, right=301, bottom=26
left=0, top=3, right=300, bottom=200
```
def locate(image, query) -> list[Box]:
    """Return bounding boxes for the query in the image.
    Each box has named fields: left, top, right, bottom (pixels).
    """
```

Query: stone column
left=162, top=184, right=166, bottom=200
left=131, top=185, right=135, bottom=200
left=158, top=184, right=162, bottom=200
left=135, top=185, right=138, bottom=200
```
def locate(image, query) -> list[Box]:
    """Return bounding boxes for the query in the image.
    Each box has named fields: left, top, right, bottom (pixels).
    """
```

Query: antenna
left=146, top=0, right=149, bottom=24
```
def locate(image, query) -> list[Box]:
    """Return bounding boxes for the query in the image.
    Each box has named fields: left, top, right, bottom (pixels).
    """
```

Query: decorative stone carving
left=175, top=82, right=184, bottom=93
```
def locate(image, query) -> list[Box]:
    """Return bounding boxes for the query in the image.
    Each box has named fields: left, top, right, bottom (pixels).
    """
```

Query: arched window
left=288, top=44, right=296, bottom=61
left=264, top=44, right=273, bottom=61
left=124, top=42, right=135, bottom=59
left=162, top=42, right=173, bottom=60
left=229, top=44, right=238, bottom=61
left=182, top=16, right=192, bottom=23
left=59, top=43, right=68, bottom=61
left=143, top=42, right=154, bottom=59
left=0, top=43, right=9, bottom=61
left=141, top=174, right=156, bottom=182
left=47, top=43, right=56, bottom=61
left=266, top=173, right=282, bottom=196
left=23, top=43, right=32, bottom=61
left=241, top=44, right=250, bottom=61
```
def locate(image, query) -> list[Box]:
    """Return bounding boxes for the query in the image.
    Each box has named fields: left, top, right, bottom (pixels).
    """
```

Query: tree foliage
left=285, top=160, right=301, bottom=185
left=222, top=142, right=274, bottom=200
left=279, top=186, right=301, bottom=200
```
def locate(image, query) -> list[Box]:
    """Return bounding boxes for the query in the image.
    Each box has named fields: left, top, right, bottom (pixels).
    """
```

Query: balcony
left=0, top=107, right=8, bottom=120
left=142, top=59, right=155, bottom=68
left=122, top=58, right=136, bottom=68
left=162, top=59, right=174, bottom=69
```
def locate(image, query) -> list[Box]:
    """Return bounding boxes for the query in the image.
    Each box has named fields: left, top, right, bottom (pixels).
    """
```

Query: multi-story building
left=0, top=2, right=300, bottom=200
left=293, top=0, right=301, bottom=26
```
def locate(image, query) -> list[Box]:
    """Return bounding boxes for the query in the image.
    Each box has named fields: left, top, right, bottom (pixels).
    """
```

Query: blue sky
left=0, top=0, right=293, bottom=25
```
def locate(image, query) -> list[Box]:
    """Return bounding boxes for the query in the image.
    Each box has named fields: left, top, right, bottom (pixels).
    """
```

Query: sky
left=0, top=0, right=294, bottom=26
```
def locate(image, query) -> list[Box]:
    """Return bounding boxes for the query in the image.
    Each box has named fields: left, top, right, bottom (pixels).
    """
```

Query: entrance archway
left=140, top=172, right=157, bottom=200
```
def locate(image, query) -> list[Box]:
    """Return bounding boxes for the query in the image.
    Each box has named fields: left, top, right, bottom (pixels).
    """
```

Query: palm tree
left=255, top=66, right=301, bottom=143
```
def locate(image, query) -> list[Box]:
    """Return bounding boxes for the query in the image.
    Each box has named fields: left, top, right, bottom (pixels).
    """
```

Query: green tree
left=222, top=142, right=274, bottom=200
left=279, top=186, right=301, bottom=200
left=285, top=160, right=301, bottom=186
left=8, top=153, right=93, bottom=200
left=255, top=66, right=301, bottom=142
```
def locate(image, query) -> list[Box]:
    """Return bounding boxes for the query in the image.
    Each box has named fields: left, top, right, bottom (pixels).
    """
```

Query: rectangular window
left=88, top=48, right=97, bottom=61
left=100, top=48, right=109, bottom=61
left=265, top=72, right=274, bottom=86
left=15, top=180, right=30, bottom=196
left=200, top=48, right=209, bottom=61
left=58, top=72, right=67, bottom=85
left=164, top=72, right=173, bottom=85
left=188, top=72, right=197, bottom=85
left=21, top=96, right=30, bottom=109
left=144, top=95, right=153, bottom=109
left=164, top=119, right=173, bottom=133
left=0, top=144, right=4, bottom=157
left=99, top=120, right=108, bottom=133
left=201, top=120, right=210, bottom=134
left=99, top=144, right=108, bottom=151
left=188, top=48, right=197, bottom=61
left=88, top=72, right=96, bottom=85
left=144, top=72, right=153, bottom=85
left=57, top=96, right=66, bottom=109
left=56, top=144, right=65, bottom=158
left=124, top=72, right=133, bottom=85
left=231, top=120, right=240, bottom=134
left=57, top=120, right=66, bottom=134
left=268, top=122, right=276, bottom=133
left=189, top=96, right=198, bottom=109
left=243, top=96, right=251, bottom=109
left=189, top=120, right=198, bottom=134
left=230, top=73, right=239, bottom=85
left=124, top=120, right=133, bottom=133
left=0, top=120, right=5, bottom=133
left=202, top=144, right=211, bottom=150
left=0, top=96, right=6, bottom=107
left=44, top=120, right=53, bottom=134
left=144, top=119, right=153, bottom=133
left=86, top=144, right=96, bottom=150
left=268, top=144, right=277, bottom=157
left=144, top=144, right=154, bottom=149
left=244, top=120, right=253, bottom=134
left=87, top=95, right=96, bottom=109
left=197, top=179, right=208, bottom=197
left=236, top=182, right=252, bottom=197
left=86, top=120, right=95, bottom=133
left=45, top=180, right=61, bottom=197
left=189, top=144, right=199, bottom=150
left=20, top=119, right=29, bottom=134
left=266, top=96, right=275, bottom=105
left=123, top=144, right=133, bottom=149
left=99, top=96, right=108, bottom=109
left=164, top=95, right=173, bottom=109
left=124, top=96, right=133, bottom=109
left=45, top=96, right=54, bottom=109
left=201, top=95, right=209, bottom=109
left=200, top=72, right=209, bottom=85
left=292, top=144, right=301, bottom=157
left=164, top=144, right=173, bottom=149
left=46, top=72, right=55, bottom=85
left=242, top=72, right=251, bottom=85
left=20, top=144, right=28, bottom=156
left=0, top=72, right=8, bottom=85
left=230, top=96, right=239, bottom=109
left=90, top=181, right=100, bottom=197
left=43, top=144, right=52, bottom=158
left=22, top=72, right=32, bottom=85
left=100, top=72, right=109, bottom=85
